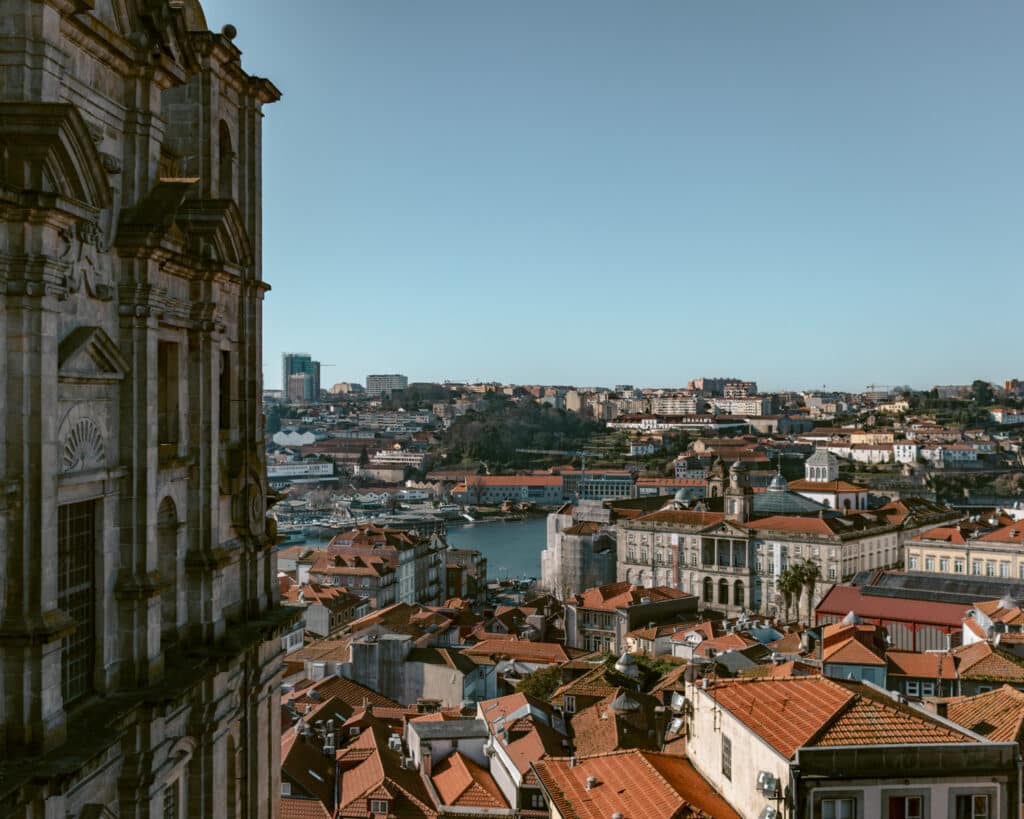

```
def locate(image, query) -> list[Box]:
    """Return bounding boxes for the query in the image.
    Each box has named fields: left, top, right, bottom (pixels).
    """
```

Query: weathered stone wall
left=0, top=2, right=291, bottom=817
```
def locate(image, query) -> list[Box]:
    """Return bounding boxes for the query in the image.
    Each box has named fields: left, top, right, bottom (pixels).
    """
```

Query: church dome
left=768, top=473, right=788, bottom=492
left=673, top=488, right=690, bottom=504
left=708, top=458, right=727, bottom=478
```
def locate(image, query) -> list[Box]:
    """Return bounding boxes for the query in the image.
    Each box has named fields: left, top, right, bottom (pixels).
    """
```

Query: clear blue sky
left=202, top=0, right=1023, bottom=392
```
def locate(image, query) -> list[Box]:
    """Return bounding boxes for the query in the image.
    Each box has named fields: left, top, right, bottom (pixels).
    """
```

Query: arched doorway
left=703, top=577, right=713, bottom=603
left=733, top=580, right=744, bottom=608
left=718, top=579, right=728, bottom=605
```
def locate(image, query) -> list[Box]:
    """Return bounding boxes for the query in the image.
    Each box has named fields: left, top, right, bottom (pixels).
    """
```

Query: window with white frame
left=954, top=794, right=990, bottom=819
left=370, top=799, right=389, bottom=814
left=955, top=559, right=964, bottom=573
left=564, top=695, right=576, bottom=713
left=721, top=735, right=731, bottom=780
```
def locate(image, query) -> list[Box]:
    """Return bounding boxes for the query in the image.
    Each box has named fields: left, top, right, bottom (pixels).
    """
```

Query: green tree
left=797, top=559, right=823, bottom=626
left=517, top=665, right=563, bottom=701
left=358, top=446, right=370, bottom=467
left=972, top=380, right=994, bottom=406
left=777, top=566, right=803, bottom=623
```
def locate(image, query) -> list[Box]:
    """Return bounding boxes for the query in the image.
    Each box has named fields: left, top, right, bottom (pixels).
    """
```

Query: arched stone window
left=158, top=497, right=181, bottom=641
left=703, top=577, right=713, bottom=602
left=843, top=498, right=851, bottom=511
left=733, top=580, right=744, bottom=607
left=718, top=579, right=728, bottom=605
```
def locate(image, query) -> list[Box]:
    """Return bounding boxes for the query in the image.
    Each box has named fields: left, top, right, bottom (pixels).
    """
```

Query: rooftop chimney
left=585, top=775, right=598, bottom=791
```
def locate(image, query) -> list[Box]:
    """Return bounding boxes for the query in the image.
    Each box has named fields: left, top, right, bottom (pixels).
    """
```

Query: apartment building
left=686, top=676, right=1020, bottom=819
left=907, top=522, right=1024, bottom=582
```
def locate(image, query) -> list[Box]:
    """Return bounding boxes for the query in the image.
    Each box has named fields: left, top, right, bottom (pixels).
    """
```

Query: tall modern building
left=282, top=352, right=320, bottom=402
left=366, top=373, right=409, bottom=397
left=0, top=2, right=292, bottom=818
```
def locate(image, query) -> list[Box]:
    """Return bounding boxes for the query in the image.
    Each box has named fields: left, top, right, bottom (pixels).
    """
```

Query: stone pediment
left=177, top=198, right=253, bottom=268
left=0, top=102, right=112, bottom=211
left=700, top=521, right=749, bottom=538
left=118, top=185, right=252, bottom=270
left=59, top=326, right=129, bottom=383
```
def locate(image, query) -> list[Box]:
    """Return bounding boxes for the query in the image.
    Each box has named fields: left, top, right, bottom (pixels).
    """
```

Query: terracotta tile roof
left=786, top=479, right=868, bottom=493
left=978, top=523, right=1024, bottom=545
left=953, top=641, right=1024, bottom=682
left=822, top=636, right=886, bottom=666
left=811, top=690, right=975, bottom=747
left=569, top=689, right=663, bottom=756
left=697, top=632, right=759, bottom=656
left=711, top=677, right=976, bottom=758
left=478, top=693, right=568, bottom=776
left=632, top=510, right=725, bottom=527
left=668, top=622, right=718, bottom=645
left=281, top=731, right=335, bottom=810
left=886, top=651, right=957, bottom=680
left=533, top=750, right=741, bottom=819
left=740, top=660, right=820, bottom=679
left=709, top=677, right=854, bottom=759
left=754, top=515, right=845, bottom=535
left=335, top=716, right=438, bottom=818
left=462, top=639, right=569, bottom=664
left=975, top=598, right=1024, bottom=627
left=912, top=525, right=970, bottom=544
left=572, top=582, right=690, bottom=612
left=946, top=685, right=1024, bottom=743
left=431, top=752, right=508, bottom=809
left=279, top=797, right=331, bottom=819
left=283, top=675, right=403, bottom=717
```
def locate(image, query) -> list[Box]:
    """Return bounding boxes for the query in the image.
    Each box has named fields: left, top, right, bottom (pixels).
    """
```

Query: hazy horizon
left=200, top=0, right=1024, bottom=392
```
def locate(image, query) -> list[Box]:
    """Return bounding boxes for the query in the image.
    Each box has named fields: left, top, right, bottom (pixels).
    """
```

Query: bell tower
left=725, top=461, right=754, bottom=523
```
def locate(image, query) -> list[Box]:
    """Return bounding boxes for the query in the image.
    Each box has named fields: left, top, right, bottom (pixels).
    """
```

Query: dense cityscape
left=2, top=1, right=1023, bottom=819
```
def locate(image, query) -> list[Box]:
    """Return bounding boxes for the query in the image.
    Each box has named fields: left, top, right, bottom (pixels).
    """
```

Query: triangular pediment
left=176, top=198, right=253, bottom=268
left=700, top=521, right=749, bottom=537
left=59, top=326, right=129, bottom=383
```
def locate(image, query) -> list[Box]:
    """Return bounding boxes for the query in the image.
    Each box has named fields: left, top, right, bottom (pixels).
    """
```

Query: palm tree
left=777, top=566, right=802, bottom=623
left=798, top=560, right=823, bottom=626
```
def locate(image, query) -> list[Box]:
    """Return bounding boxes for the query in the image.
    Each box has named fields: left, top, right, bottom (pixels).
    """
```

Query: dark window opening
left=158, top=341, right=179, bottom=444
left=58, top=501, right=96, bottom=705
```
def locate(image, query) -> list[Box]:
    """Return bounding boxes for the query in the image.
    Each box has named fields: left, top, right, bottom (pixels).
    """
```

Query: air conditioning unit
left=756, top=771, right=780, bottom=798
left=759, top=807, right=779, bottom=819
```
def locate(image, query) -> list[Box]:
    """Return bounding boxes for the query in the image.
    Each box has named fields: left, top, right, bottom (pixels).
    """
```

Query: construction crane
left=515, top=448, right=607, bottom=501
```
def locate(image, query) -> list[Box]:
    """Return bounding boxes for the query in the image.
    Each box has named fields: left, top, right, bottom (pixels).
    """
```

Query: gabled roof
left=431, top=752, right=508, bottom=809
left=953, top=641, right=1024, bottom=682
left=478, top=693, right=568, bottom=779
left=707, top=676, right=975, bottom=760
left=886, top=651, right=957, bottom=681
left=572, top=583, right=689, bottom=612
left=946, top=685, right=1024, bottom=743
left=822, top=636, right=886, bottom=667
left=533, top=750, right=741, bottom=819
left=335, top=716, right=438, bottom=818
left=279, top=797, right=331, bottom=819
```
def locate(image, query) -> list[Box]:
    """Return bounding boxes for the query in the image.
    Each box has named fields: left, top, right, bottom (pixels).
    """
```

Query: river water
left=282, top=516, right=549, bottom=584
left=444, top=517, right=547, bottom=582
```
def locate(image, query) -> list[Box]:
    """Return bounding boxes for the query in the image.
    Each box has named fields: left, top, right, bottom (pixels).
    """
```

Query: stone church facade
left=0, top=2, right=291, bottom=818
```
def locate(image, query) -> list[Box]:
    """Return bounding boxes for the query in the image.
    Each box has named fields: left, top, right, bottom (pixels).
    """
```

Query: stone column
left=1, top=254, right=69, bottom=753
left=116, top=285, right=163, bottom=688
